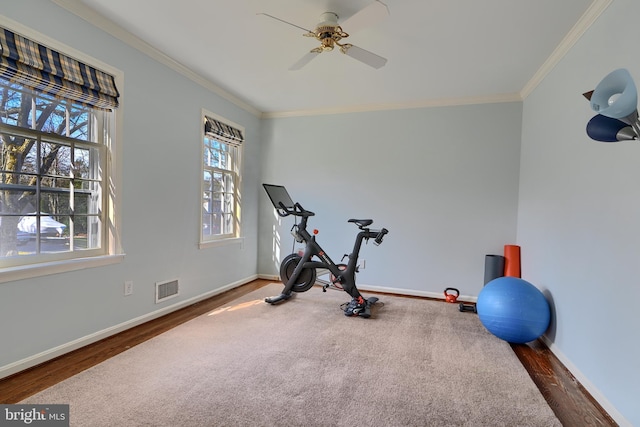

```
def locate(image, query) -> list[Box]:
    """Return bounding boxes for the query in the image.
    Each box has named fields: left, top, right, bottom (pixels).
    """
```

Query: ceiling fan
left=259, top=1, right=389, bottom=70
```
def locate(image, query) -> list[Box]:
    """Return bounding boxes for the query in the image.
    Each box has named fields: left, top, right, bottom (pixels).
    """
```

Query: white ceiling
left=62, top=0, right=602, bottom=116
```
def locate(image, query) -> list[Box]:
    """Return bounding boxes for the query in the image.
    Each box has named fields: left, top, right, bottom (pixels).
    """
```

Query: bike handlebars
left=374, top=228, right=389, bottom=246
left=277, top=202, right=315, bottom=218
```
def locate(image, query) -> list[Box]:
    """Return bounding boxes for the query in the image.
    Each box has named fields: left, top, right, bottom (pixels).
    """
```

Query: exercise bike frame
left=265, top=201, right=388, bottom=305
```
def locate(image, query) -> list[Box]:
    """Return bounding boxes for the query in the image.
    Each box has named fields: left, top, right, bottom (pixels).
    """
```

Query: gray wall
left=518, top=0, right=639, bottom=425
left=258, top=104, right=522, bottom=298
left=0, top=2, right=261, bottom=371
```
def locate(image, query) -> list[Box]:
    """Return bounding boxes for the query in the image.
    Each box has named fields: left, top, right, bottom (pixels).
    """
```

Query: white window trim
left=199, top=109, right=243, bottom=248
left=0, top=16, right=125, bottom=283
left=0, top=254, right=125, bottom=284
left=198, top=237, right=244, bottom=250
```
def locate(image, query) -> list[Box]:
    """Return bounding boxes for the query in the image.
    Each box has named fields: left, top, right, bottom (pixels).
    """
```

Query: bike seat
left=348, top=219, right=373, bottom=228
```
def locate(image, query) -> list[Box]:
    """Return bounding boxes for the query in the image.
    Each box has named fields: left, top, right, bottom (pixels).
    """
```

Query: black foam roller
left=484, top=254, right=505, bottom=285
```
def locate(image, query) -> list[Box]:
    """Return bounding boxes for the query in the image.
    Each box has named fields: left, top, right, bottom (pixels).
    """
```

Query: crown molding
left=520, top=0, right=613, bottom=99
left=261, top=92, right=523, bottom=119
left=52, top=0, right=262, bottom=118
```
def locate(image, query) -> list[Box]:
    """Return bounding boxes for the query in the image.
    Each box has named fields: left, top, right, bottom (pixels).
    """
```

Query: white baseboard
left=0, top=274, right=258, bottom=380
left=257, top=276, right=478, bottom=303
left=358, top=283, right=478, bottom=303
left=539, top=335, right=631, bottom=427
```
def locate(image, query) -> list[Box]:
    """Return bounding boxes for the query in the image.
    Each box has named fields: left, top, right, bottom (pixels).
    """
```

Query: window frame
left=0, top=120, right=107, bottom=265
left=0, top=17, right=124, bottom=283
left=199, top=109, right=243, bottom=249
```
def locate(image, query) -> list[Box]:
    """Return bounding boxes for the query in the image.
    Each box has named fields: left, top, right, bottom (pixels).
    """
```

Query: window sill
left=199, top=236, right=244, bottom=250
left=0, top=254, right=125, bottom=284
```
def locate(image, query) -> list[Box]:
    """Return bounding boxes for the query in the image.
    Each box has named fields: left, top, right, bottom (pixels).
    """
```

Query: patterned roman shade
left=204, top=116, right=244, bottom=146
left=0, top=26, right=119, bottom=110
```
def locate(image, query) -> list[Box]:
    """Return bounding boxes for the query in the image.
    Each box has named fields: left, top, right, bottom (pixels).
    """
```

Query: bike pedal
left=354, top=298, right=378, bottom=318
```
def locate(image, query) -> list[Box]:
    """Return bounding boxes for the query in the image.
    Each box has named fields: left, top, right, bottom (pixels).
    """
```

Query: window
left=0, top=26, right=120, bottom=272
left=201, top=112, right=243, bottom=244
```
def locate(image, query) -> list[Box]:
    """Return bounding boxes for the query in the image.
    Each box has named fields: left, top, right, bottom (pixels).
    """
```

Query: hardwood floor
left=511, top=341, right=617, bottom=426
left=0, top=279, right=617, bottom=426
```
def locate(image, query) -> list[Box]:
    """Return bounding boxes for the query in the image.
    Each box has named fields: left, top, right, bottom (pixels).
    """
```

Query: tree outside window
left=0, top=79, right=108, bottom=263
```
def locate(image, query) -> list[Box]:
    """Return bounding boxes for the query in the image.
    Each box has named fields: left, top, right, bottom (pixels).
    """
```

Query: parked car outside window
left=16, top=215, right=67, bottom=245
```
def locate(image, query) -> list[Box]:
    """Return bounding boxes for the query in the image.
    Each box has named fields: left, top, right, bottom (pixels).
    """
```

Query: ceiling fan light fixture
left=260, top=2, right=389, bottom=70
left=318, top=12, right=339, bottom=27
left=321, top=38, right=335, bottom=51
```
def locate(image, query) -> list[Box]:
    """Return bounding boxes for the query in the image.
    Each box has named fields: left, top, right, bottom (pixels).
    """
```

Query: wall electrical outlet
left=124, top=281, right=133, bottom=296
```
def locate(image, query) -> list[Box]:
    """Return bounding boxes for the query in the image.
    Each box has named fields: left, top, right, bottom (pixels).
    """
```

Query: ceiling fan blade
left=257, top=13, right=314, bottom=33
left=341, top=1, right=389, bottom=34
left=289, top=50, right=321, bottom=71
left=342, top=44, right=387, bottom=69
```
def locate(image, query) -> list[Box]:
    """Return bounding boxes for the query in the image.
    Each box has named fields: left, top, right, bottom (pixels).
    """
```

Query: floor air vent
left=155, top=279, right=179, bottom=303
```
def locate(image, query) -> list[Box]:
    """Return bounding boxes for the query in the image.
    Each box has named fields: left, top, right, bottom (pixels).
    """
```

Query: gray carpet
left=23, top=284, right=561, bottom=426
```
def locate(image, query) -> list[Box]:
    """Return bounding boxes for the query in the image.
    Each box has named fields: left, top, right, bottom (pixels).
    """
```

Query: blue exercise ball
left=476, top=277, right=550, bottom=344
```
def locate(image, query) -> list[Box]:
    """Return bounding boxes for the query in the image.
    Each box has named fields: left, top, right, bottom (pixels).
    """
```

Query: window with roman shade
left=201, top=113, right=243, bottom=243
left=0, top=25, right=121, bottom=272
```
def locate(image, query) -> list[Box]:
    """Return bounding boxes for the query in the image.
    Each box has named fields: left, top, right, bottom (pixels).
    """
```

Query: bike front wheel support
left=279, top=253, right=317, bottom=292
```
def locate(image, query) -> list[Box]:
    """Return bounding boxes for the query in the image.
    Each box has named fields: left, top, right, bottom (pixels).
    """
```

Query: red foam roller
left=503, top=245, right=521, bottom=278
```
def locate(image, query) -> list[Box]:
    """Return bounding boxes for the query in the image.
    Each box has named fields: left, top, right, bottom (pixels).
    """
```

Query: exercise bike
left=263, top=184, right=389, bottom=318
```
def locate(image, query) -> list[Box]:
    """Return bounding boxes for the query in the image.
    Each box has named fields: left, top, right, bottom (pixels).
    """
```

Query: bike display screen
left=263, top=184, right=295, bottom=211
